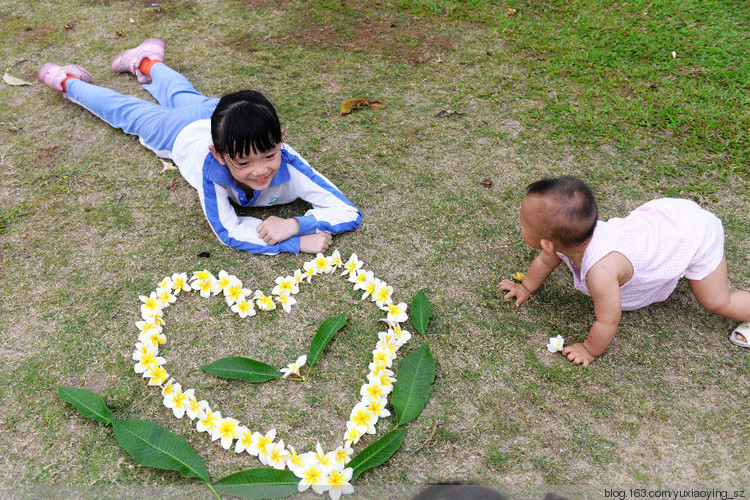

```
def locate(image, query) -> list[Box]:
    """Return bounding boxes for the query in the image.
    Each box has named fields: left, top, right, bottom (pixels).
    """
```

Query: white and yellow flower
left=360, top=378, right=391, bottom=401
left=156, top=287, right=176, bottom=307
left=247, top=429, right=276, bottom=459
left=349, top=402, right=377, bottom=434
left=254, top=290, right=276, bottom=311
left=230, top=296, right=256, bottom=318
left=196, top=408, right=221, bottom=433
left=157, top=276, right=174, bottom=291
left=224, top=279, right=250, bottom=306
left=133, top=345, right=165, bottom=374
left=324, top=467, right=354, bottom=500
left=211, top=416, right=241, bottom=449
left=302, top=260, right=317, bottom=283
left=343, top=421, right=363, bottom=447
left=234, top=427, right=254, bottom=454
left=272, top=275, right=299, bottom=296
left=145, top=365, right=169, bottom=386
left=328, top=249, right=343, bottom=269
left=547, top=334, right=565, bottom=353
left=193, top=278, right=219, bottom=298
left=280, top=355, right=307, bottom=379
left=382, top=301, right=408, bottom=323
left=163, top=383, right=195, bottom=419
left=314, top=253, right=333, bottom=274
left=276, top=290, right=297, bottom=313
left=330, top=445, right=353, bottom=467
left=365, top=397, right=391, bottom=418
left=286, top=445, right=305, bottom=473
left=186, top=396, right=207, bottom=420
left=190, top=270, right=214, bottom=283
left=266, top=439, right=290, bottom=469
left=139, top=291, right=164, bottom=317
left=171, top=272, right=191, bottom=293
left=372, top=281, right=393, bottom=307
left=296, top=461, right=327, bottom=494
left=341, top=253, right=362, bottom=277
left=215, top=270, right=235, bottom=294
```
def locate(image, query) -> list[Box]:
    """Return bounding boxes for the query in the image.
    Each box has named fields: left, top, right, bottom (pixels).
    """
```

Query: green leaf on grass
left=213, top=468, right=299, bottom=498
left=111, top=419, right=210, bottom=483
left=57, top=386, right=115, bottom=425
left=348, top=428, right=407, bottom=479
left=201, top=356, right=282, bottom=382
left=391, top=343, right=436, bottom=425
left=410, top=290, right=432, bottom=336
left=307, top=313, right=347, bottom=367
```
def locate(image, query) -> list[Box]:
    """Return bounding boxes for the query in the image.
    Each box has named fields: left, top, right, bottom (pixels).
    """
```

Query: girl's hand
left=300, top=232, right=332, bottom=254
left=498, top=279, right=532, bottom=307
left=256, top=216, right=300, bottom=245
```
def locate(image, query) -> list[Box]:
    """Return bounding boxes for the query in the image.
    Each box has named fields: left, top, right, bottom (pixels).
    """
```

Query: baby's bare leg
left=688, top=256, right=750, bottom=340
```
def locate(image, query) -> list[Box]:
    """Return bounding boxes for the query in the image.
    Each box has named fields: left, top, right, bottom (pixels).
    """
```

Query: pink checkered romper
left=558, top=198, right=725, bottom=311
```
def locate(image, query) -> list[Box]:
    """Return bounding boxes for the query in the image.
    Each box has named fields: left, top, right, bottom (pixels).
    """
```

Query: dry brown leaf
left=3, top=73, right=32, bottom=86
left=335, top=97, right=386, bottom=118
left=480, top=178, right=493, bottom=188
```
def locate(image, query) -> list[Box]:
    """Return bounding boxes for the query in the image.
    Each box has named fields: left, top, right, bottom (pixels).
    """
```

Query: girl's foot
left=729, top=323, right=750, bottom=348
left=37, top=63, right=92, bottom=98
left=110, top=38, right=165, bottom=84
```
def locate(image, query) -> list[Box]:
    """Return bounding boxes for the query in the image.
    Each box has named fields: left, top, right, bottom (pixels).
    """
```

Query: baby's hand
left=257, top=216, right=300, bottom=245
left=300, top=232, right=332, bottom=254
left=498, top=279, right=531, bottom=307
left=562, top=343, right=596, bottom=367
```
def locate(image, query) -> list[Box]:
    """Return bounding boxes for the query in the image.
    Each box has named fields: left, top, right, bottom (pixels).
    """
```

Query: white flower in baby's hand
left=547, top=335, right=565, bottom=353
left=280, top=355, right=307, bottom=378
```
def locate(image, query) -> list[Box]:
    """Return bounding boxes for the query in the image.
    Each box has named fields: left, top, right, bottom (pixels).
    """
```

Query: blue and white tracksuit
left=66, top=63, right=362, bottom=254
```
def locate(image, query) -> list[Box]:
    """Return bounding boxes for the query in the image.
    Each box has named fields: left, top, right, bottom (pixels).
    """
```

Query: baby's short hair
left=526, top=176, right=598, bottom=247
left=211, top=90, right=282, bottom=158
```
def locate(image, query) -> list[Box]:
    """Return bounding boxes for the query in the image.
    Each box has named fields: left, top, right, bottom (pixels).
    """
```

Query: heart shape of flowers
left=132, top=251, right=418, bottom=499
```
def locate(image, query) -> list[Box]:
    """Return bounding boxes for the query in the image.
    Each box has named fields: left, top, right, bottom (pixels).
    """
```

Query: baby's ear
left=208, top=145, right=225, bottom=165
left=540, top=238, right=556, bottom=254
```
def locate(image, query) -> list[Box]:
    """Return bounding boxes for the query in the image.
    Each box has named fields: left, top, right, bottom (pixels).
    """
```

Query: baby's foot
left=729, top=323, right=750, bottom=348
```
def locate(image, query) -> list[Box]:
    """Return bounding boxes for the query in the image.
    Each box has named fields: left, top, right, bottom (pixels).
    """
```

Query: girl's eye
left=265, top=153, right=277, bottom=160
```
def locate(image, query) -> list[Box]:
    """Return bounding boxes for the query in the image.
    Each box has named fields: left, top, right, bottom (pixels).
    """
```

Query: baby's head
left=520, top=176, right=598, bottom=250
left=209, top=90, right=284, bottom=191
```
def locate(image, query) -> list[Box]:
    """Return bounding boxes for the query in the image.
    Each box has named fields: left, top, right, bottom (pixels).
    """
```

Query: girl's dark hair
left=211, top=90, right=282, bottom=158
left=526, top=176, right=598, bottom=246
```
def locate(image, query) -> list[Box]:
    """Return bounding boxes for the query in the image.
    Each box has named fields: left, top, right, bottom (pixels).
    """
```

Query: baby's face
left=519, top=195, right=545, bottom=250
left=222, top=143, right=282, bottom=192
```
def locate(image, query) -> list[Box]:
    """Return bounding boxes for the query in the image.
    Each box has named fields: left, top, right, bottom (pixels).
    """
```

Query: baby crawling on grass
left=499, top=176, right=750, bottom=366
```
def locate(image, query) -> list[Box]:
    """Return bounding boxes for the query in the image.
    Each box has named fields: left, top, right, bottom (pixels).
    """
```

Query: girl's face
left=221, top=143, right=282, bottom=191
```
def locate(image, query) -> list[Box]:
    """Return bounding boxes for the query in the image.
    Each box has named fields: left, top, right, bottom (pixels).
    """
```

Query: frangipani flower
left=215, top=270, right=235, bottom=294
left=341, top=253, right=363, bottom=276
left=371, top=348, right=395, bottom=369
left=280, top=355, right=307, bottom=378
left=266, top=439, right=290, bottom=469
left=372, top=281, right=393, bottom=307
left=367, top=370, right=396, bottom=389
left=547, top=335, right=565, bottom=353
left=366, top=398, right=391, bottom=418
left=325, top=467, right=354, bottom=500
left=297, top=461, right=327, bottom=494
left=276, top=291, right=297, bottom=313
left=349, top=403, right=377, bottom=434
left=328, top=249, right=343, bottom=269
left=224, top=280, right=250, bottom=306
left=375, top=337, right=398, bottom=356
left=160, top=378, right=176, bottom=396
left=142, top=309, right=164, bottom=325
left=382, top=302, right=408, bottom=323
left=211, top=416, right=241, bottom=449
left=171, top=272, right=191, bottom=293
left=133, top=345, right=165, bottom=374
left=194, top=278, right=219, bottom=298
left=247, top=429, right=276, bottom=459
left=305, top=442, right=335, bottom=472
left=196, top=408, right=221, bottom=433
left=156, top=287, right=176, bottom=307
left=190, top=270, right=214, bottom=283
left=314, top=253, right=333, bottom=274
left=286, top=445, right=305, bottom=473
left=343, top=421, right=363, bottom=447
left=360, top=379, right=391, bottom=403
left=293, top=269, right=305, bottom=285
left=302, top=260, right=317, bottom=283
left=139, top=292, right=164, bottom=317
left=138, top=328, right=166, bottom=348
left=234, top=427, right=253, bottom=454
left=145, top=365, right=169, bottom=386
left=331, top=445, right=353, bottom=467
left=391, top=325, right=411, bottom=346
left=254, top=290, right=276, bottom=311
left=350, top=269, right=373, bottom=288
left=163, top=383, right=195, bottom=419
left=231, top=297, right=256, bottom=318
left=157, top=276, right=174, bottom=291
left=186, top=396, right=207, bottom=420
left=272, top=275, right=299, bottom=296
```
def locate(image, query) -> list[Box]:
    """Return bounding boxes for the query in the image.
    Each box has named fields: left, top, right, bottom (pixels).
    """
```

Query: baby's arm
left=562, top=253, right=625, bottom=366
left=499, top=250, right=562, bottom=307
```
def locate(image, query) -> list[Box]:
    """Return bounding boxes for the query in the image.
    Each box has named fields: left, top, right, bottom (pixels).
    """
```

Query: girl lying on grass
left=499, top=176, right=750, bottom=366
left=38, top=39, right=361, bottom=255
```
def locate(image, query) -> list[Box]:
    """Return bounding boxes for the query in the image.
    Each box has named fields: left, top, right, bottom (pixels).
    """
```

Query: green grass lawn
left=1, top=0, right=748, bottom=497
